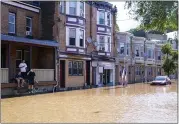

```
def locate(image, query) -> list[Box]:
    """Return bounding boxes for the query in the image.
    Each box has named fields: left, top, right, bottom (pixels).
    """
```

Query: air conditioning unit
left=26, top=31, right=31, bottom=36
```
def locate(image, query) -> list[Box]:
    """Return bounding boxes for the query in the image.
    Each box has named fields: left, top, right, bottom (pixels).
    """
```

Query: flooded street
left=1, top=83, right=177, bottom=123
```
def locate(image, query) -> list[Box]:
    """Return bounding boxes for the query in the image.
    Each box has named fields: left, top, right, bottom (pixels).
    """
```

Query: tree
left=125, top=1, right=178, bottom=33
left=161, top=43, right=178, bottom=76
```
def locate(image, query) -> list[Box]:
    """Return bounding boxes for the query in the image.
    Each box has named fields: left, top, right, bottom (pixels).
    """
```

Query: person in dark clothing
left=15, top=72, right=25, bottom=87
left=27, top=69, right=36, bottom=93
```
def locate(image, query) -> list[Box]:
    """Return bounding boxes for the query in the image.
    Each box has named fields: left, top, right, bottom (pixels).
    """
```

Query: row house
left=116, top=32, right=168, bottom=84
left=1, top=1, right=59, bottom=96
left=40, top=1, right=117, bottom=88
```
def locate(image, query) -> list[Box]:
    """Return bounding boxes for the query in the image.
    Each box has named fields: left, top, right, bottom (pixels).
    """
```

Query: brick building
left=1, top=1, right=59, bottom=96
left=40, top=1, right=117, bottom=88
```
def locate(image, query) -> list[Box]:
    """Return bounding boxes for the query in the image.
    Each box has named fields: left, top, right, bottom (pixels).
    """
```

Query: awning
left=1, top=34, right=59, bottom=47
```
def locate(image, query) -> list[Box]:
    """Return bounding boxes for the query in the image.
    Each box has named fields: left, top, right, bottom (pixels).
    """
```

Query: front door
left=103, top=69, right=110, bottom=85
left=60, top=60, right=65, bottom=88
left=86, top=61, right=90, bottom=85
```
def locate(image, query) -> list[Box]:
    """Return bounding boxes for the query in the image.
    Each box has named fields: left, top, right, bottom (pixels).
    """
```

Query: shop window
left=69, top=61, right=83, bottom=76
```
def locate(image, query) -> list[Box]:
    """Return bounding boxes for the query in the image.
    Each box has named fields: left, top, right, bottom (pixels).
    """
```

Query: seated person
left=15, top=72, right=25, bottom=87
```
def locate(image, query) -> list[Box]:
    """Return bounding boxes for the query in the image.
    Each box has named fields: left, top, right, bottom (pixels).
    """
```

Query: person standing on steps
left=27, top=69, right=36, bottom=93
left=19, top=60, right=27, bottom=79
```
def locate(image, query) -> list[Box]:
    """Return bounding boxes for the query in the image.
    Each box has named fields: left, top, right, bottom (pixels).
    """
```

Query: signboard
left=99, top=66, right=103, bottom=73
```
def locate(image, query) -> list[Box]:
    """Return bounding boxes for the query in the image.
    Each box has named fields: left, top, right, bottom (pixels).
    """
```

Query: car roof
left=156, top=76, right=167, bottom=78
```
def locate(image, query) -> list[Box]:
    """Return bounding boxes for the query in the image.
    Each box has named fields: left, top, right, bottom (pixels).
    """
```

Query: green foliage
left=115, top=13, right=120, bottom=32
left=125, top=1, right=178, bottom=33
left=161, top=43, right=178, bottom=76
left=161, top=43, right=172, bottom=55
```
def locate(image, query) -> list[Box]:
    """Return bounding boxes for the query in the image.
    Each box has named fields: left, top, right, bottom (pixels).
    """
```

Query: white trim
left=2, top=1, right=40, bottom=13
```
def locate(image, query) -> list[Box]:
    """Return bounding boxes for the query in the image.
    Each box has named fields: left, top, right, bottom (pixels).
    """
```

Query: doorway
left=86, top=61, right=90, bottom=85
left=103, top=69, right=110, bottom=85
left=60, top=60, right=65, bottom=88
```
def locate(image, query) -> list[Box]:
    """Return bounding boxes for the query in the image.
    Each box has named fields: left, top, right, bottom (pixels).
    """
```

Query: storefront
left=92, top=61, right=115, bottom=86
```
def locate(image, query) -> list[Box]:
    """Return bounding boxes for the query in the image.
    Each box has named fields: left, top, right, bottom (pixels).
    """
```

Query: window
left=157, top=51, right=161, bottom=60
left=107, top=37, right=110, bottom=52
left=127, top=43, right=129, bottom=55
left=8, top=12, right=15, bottom=33
left=99, top=36, right=105, bottom=51
left=80, top=1, right=84, bottom=17
left=16, top=50, right=22, bottom=68
left=80, top=29, right=84, bottom=47
left=119, top=43, right=125, bottom=54
left=59, top=1, right=65, bottom=13
left=148, top=49, right=152, bottom=58
left=107, top=12, right=110, bottom=26
left=135, top=46, right=139, bottom=57
left=158, top=68, right=161, bottom=75
left=69, top=2, right=76, bottom=15
left=148, top=67, right=152, bottom=75
left=99, top=11, right=105, bottom=25
left=26, top=17, right=32, bottom=35
left=69, top=28, right=76, bottom=46
left=69, top=61, right=83, bottom=76
left=136, top=67, right=140, bottom=75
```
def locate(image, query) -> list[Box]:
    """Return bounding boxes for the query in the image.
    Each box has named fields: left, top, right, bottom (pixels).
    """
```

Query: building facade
left=1, top=1, right=59, bottom=96
left=40, top=1, right=117, bottom=88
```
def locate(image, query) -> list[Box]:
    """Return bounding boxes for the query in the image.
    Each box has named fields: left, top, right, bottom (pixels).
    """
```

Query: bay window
left=107, top=12, right=110, bottom=26
left=59, top=1, right=65, bottom=13
left=99, top=11, right=105, bottom=25
left=99, top=36, right=105, bottom=51
left=80, top=1, right=84, bottom=17
left=80, top=29, right=84, bottom=47
left=107, top=37, right=111, bottom=52
left=69, top=2, right=76, bottom=15
left=119, top=43, right=125, bottom=55
left=135, top=46, right=140, bottom=57
left=69, top=28, right=76, bottom=46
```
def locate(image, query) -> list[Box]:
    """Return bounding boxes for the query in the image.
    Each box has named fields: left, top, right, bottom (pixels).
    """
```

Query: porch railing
left=33, top=69, right=55, bottom=81
left=1, top=68, right=9, bottom=83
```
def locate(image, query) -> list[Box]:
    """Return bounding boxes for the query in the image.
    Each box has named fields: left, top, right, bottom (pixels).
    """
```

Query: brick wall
left=1, top=2, right=40, bottom=39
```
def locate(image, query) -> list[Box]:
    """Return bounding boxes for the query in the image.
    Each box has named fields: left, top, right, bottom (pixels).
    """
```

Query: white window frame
left=69, top=1, right=77, bottom=15
left=107, top=12, right=110, bottom=26
left=26, top=17, right=32, bottom=35
left=79, top=29, right=84, bottom=47
left=119, top=43, right=125, bottom=55
left=99, top=35, right=105, bottom=51
left=69, top=28, right=76, bottom=46
left=107, top=37, right=111, bottom=52
left=59, top=1, right=65, bottom=14
left=8, top=12, right=15, bottom=33
left=80, top=1, right=84, bottom=17
left=99, top=11, right=105, bottom=25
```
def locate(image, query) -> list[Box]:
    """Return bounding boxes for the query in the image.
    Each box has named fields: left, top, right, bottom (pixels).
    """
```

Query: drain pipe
left=53, top=47, right=60, bottom=93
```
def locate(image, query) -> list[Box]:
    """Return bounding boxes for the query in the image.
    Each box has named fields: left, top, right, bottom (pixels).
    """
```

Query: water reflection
left=1, top=83, right=177, bottom=123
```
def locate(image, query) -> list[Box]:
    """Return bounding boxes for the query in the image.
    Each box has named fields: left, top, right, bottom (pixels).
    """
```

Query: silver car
left=151, top=76, right=172, bottom=85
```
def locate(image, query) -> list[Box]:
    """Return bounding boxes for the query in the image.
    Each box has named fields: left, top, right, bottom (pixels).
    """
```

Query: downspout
left=53, top=2, right=60, bottom=93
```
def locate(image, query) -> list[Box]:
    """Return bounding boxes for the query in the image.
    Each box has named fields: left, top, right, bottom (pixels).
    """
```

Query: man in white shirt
left=19, top=60, right=27, bottom=79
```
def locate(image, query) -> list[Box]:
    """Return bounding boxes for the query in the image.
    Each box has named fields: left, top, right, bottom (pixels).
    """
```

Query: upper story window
left=69, top=2, right=76, bottom=15
left=8, top=12, right=15, bottom=34
left=69, top=28, right=76, bottom=46
left=148, top=49, right=153, bottom=58
left=99, top=36, right=105, bottom=51
left=79, top=29, right=84, bottom=47
left=99, top=11, right=105, bottom=25
left=59, top=1, right=65, bottom=13
left=119, top=43, right=125, bottom=55
left=26, top=17, right=32, bottom=36
left=80, top=1, right=84, bottom=17
left=127, top=43, right=129, bottom=55
left=157, top=51, right=161, bottom=60
left=107, top=12, right=110, bottom=26
left=135, top=46, right=140, bottom=57
left=107, top=37, right=111, bottom=52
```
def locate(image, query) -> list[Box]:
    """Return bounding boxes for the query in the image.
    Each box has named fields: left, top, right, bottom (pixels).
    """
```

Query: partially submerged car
left=151, top=76, right=171, bottom=85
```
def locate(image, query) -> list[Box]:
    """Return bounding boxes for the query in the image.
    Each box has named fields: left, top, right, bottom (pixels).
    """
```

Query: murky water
left=1, top=83, right=177, bottom=123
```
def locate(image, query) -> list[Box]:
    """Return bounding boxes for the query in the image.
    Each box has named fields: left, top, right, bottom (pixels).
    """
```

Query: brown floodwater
left=1, top=83, right=178, bottom=123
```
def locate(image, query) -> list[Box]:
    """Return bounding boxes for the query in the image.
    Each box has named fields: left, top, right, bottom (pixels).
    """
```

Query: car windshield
left=155, top=77, right=166, bottom=81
